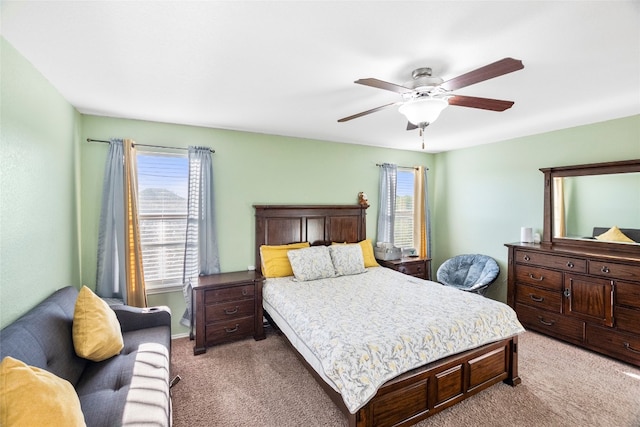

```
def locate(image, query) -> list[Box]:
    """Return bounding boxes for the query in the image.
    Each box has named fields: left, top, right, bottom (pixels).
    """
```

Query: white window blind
left=136, top=150, right=189, bottom=290
left=394, top=168, right=415, bottom=249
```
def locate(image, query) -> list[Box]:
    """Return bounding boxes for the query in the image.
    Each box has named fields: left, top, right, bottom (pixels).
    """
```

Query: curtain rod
left=376, top=163, right=428, bottom=171
left=86, top=138, right=215, bottom=153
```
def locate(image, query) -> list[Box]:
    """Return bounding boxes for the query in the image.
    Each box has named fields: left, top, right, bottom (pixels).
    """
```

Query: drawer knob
left=523, top=255, right=531, bottom=262
left=528, top=273, right=544, bottom=281
left=563, top=288, right=571, bottom=298
left=242, top=289, right=249, bottom=296
left=601, top=266, right=610, bottom=274
left=537, top=316, right=555, bottom=326
left=224, top=306, right=239, bottom=315
left=529, top=294, right=544, bottom=302
left=624, top=342, right=640, bottom=354
left=566, top=262, right=574, bottom=268
left=225, top=324, right=240, bottom=333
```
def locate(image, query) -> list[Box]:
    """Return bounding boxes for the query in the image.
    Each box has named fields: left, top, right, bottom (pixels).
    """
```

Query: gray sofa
left=0, top=286, right=172, bottom=427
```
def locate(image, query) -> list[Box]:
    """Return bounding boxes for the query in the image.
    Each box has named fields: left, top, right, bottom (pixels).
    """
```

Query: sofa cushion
left=72, top=286, right=124, bottom=362
left=75, top=326, right=170, bottom=427
left=0, top=287, right=86, bottom=385
left=0, top=356, right=86, bottom=427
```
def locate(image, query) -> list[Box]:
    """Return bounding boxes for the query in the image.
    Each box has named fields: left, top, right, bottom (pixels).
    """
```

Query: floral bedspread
left=263, top=267, right=524, bottom=414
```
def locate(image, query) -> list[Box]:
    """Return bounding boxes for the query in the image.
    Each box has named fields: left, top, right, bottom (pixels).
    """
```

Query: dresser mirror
left=540, top=159, right=640, bottom=254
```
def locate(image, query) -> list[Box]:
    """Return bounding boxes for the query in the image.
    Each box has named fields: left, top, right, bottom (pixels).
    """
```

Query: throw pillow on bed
left=260, top=242, right=311, bottom=278
left=287, top=246, right=336, bottom=281
left=72, top=286, right=124, bottom=362
left=0, top=356, right=86, bottom=427
left=329, top=244, right=366, bottom=276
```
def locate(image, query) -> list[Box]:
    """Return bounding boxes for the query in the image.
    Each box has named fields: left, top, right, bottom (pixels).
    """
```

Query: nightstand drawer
left=206, top=316, right=255, bottom=344
left=204, top=284, right=254, bottom=304
left=397, top=261, right=427, bottom=278
left=205, top=299, right=255, bottom=323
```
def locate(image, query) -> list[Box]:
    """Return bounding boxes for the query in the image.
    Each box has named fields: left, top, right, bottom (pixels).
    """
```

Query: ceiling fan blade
left=338, top=102, right=400, bottom=122
left=441, top=58, right=524, bottom=91
left=355, top=78, right=413, bottom=94
left=406, top=122, right=418, bottom=131
left=447, top=95, right=515, bottom=111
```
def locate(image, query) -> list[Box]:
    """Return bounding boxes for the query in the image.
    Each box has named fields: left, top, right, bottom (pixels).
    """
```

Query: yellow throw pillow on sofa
left=260, top=242, right=310, bottom=278
left=0, top=356, right=86, bottom=427
left=595, top=226, right=635, bottom=243
left=72, top=286, right=124, bottom=362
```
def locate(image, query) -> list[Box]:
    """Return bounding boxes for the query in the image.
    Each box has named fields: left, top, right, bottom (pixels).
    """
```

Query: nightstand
left=377, top=257, right=431, bottom=280
left=192, top=271, right=265, bottom=355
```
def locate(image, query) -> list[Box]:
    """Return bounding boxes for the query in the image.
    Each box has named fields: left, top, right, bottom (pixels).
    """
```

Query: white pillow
left=329, top=244, right=365, bottom=276
left=287, top=246, right=336, bottom=281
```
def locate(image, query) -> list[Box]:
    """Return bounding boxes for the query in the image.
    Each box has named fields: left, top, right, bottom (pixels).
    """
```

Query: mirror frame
left=540, top=159, right=640, bottom=255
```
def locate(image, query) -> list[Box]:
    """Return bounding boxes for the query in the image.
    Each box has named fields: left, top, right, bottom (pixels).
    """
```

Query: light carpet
left=170, top=329, right=640, bottom=426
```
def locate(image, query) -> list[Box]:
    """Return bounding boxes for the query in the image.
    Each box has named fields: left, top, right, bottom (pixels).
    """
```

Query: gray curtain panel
left=96, top=139, right=126, bottom=302
left=376, top=163, right=397, bottom=244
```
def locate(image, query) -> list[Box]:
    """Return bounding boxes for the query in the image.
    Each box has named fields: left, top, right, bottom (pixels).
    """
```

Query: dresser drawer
left=204, top=284, right=255, bottom=304
left=516, top=303, right=584, bottom=342
left=616, top=281, right=640, bottom=309
left=205, top=299, right=255, bottom=323
left=515, top=284, right=561, bottom=312
left=206, top=316, right=255, bottom=344
left=514, top=264, right=563, bottom=291
left=588, top=260, right=640, bottom=282
left=515, top=250, right=586, bottom=273
left=585, top=324, right=640, bottom=366
left=615, top=306, right=640, bottom=335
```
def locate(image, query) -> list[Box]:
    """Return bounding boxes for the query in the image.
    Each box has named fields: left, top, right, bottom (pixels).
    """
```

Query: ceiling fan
left=338, top=57, right=524, bottom=141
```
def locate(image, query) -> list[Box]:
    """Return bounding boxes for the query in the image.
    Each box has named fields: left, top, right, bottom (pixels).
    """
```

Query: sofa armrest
left=112, top=305, right=171, bottom=333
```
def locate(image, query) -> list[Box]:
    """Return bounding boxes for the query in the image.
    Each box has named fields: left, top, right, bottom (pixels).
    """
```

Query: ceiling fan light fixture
left=399, top=97, right=449, bottom=126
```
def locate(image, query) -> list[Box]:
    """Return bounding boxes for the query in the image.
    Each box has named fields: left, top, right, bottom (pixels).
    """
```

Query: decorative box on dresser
left=192, top=270, right=265, bottom=355
left=377, top=256, right=431, bottom=280
left=505, top=243, right=640, bottom=366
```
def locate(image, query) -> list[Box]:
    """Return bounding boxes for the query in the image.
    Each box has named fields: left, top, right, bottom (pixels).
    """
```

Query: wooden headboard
left=254, top=204, right=368, bottom=275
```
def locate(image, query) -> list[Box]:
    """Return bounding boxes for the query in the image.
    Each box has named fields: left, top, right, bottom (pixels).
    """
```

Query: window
left=136, top=150, right=189, bottom=291
left=394, top=168, right=415, bottom=249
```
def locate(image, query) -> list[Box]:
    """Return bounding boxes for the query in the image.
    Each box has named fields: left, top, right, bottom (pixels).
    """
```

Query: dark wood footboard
left=284, top=329, right=519, bottom=427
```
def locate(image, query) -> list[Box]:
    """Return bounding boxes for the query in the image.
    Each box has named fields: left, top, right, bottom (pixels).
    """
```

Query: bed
left=255, top=204, right=524, bottom=427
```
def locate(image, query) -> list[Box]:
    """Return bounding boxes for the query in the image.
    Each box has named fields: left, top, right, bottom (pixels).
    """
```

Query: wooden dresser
left=192, top=271, right=265, bottom=355
left=506, top=242, right=640, bottom=366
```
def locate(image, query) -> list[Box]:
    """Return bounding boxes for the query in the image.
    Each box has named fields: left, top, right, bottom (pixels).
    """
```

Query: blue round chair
left=436, top=254, right=500, bottom=295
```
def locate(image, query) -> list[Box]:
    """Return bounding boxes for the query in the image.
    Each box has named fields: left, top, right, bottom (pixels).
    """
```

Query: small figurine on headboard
left=358, top=192, right=369, bottom=208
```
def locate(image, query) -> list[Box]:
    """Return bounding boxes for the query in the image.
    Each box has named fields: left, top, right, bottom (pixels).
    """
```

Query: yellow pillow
left=72, top=286, right=124, bottom=362
left=358, top=239, right=380, bottom=267
left=0, top=356, right=86, bottom=427
left=260, top=242, right=310, bottom=278
left=595, top=226, right=635, bottom=243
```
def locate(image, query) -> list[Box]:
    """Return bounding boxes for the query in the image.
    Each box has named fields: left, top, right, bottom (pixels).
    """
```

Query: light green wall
left=0, top=38, right=82, bottom=327
left=3, top=37, right=639, bottom=337
left=433, top=115, right=640, bottom=302
left=80, top=115, right=433, bottom=335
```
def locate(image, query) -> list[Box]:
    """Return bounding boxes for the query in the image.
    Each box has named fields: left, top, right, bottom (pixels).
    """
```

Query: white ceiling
left=2, top=1, right=639, bottom=153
